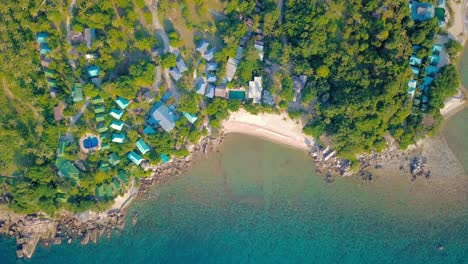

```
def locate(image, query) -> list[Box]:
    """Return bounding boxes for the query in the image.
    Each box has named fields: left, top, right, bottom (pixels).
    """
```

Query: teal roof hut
left=143, top=125, right=156, bottom=135
left=94, top=105, right=106, bottom=114
left=160, top=153, right=170, bottom=164
left=411, top=66, right=420, bottom=76
left=128, top=151, right=144, bottom=166
left=36, top=32, right=49, bottom=44
left=40, top=43, right=51, bottom=55
left=425, top=65, right=438, bottom=76
left=136, top=139, right=150, bottom=155
left=428, top=54, right=440, bottom=66
left=92, top=95, right=103, bottom=104
left=183, top=112, right=198, bottom=124
left=115, top=96, right=130, bottom=109
left=95, top=113, right=106, bottom=122
left=110, top=120, right=124, bottom=131
left=72, top=84, right=84, bottom=102
left=409, top=55, right=422, bottom=66
left=112, top=133, right=126, bottom=143
left=98, top=162, right=110, bottom=172
left=117, top=170, right=128, bottom=183
left=55, top=158, right=80, bottom=182
left=97, top=122, right=108, bottom=133
left=408, top=79, right=417, bottom=96
left=108, top=153, right=121, bottom=166
left=110, top=108, right=124, bottom=120
left=432, top=44, right=442, bottom=54
left=87, top=65, right=100, bottom=78
left=57, top=141, right=68, bottom=157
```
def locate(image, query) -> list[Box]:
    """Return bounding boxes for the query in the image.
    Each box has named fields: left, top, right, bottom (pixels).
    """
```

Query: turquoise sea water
left=0, top=134, right=467, bottom=263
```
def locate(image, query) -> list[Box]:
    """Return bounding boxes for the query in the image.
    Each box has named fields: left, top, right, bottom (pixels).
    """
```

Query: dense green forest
left=0, top=0, right=461, bottom=215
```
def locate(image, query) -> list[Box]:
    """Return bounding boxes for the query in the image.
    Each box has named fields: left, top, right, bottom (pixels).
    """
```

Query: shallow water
left=459, top=43, right=468, bottom=87
left=0, top=134, right=467, bottom=263
left=443, top=108, right=468, bottom=173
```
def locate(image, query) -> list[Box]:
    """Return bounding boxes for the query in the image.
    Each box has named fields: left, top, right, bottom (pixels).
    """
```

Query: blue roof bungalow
left=206, top=73, right=217, bottom=83
left=110, top=108, right=123, bottom=120
left=87, top=65, right=100, bottom=78
left=169, top=67, right=182, bottom=81
left=206, top=84, right=215, bottom=98
left=428, top=54, right=440, bottom=66
left=40, top=43, right=51, bottom=55
left=410, top=1, right=435, bottom=21
left=128, top=151, right=144, bottom=166
left=196, top=80, right=207, bottom=95
left=148, top=102, right=176, bottom=132
left=36, top=32, right=49, bottom=44
left=135, top=139, right=150, bottom=155
left=143, top=125, right=156, bottom=135
left=425, top=65, right=438, bottom=76
left=112, top=133, right=126, bottom=143
left=115, top=96, right=130, bottom=109
left=422, top=76, right=434, bottom=92
left=110, top=120, right=124, bottom=131
left=411, top=66, right=420, bottom=76
left=408, top=79, right=417, bottom=96
left=161, top=90, right=172, bottom=103
left=409, top=55, right=422, bottom=66
left=183, top=112, right=198, bottom=124
left=432, top=44, right=442, bottom=54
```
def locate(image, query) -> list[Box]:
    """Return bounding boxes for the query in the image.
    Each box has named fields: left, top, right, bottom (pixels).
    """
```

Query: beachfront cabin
left=432, top=44, right=443, bottom=55
left=84, top=28, right=96, bottom=49
left=128, top=151, right=144, bottom=166
left=196, top=80, right=207, bottom=96
left=115, top=96, right=130, bottom=110
left=228, top=89, right=246, bottom=100
left=95, top=113, right=106, bottom=122
left=248, top=76, right=263, bottom=104
left=87, top=65, right=100, bottom=78
left=44, top=69, right=55, bottom=78
left=409, top=55, right=422, bottom=66
left=176, top=58, right=188, bottom=73
left=36, top=32, right=49, bottom=44
left=160, top=154, right=170, bottom=164
left=169, top=67, right=182, bottom=81
left=425, top=65, right=438, bottom=76
left=40, top=43, right=51, bottom=55
left=110, top=108, right=124, bottom=120
left=428, top=54, right=440, bottom=66
left=183, top=112, right=198, bottom=124
left=108, top=153, right=121, bottom=166
left=148, top=103, right=176, bottom=132
left=112, top=133, right=126, bottom=143
left=411, top=66, right=420, bottom=76
left=72, top=83, right=84, bottom=102
left=143, top=125, right=156, bottom=135
left=206, top=62, right=218, bottom=72
left=410, top=1, right=435, bottom=21
left=206, top=85, right=215, bottom=98
left=97, top=123, right=108, bottom=133
left=47, top=79, right=57, bottom=89
left=92, top=95, right=103, bottom=105
left=408, top=79, right=417, bottom=97
left=136, top=139, right=150, bottom=155
left=55, top=158, right=80, bottom=183
left=110, top=120, right=124, bottom=131
left=94, top=105, right=106, bottom=114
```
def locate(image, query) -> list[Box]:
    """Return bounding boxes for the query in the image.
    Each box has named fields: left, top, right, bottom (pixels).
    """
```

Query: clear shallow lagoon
left=0, top=134, right=467, bottom=263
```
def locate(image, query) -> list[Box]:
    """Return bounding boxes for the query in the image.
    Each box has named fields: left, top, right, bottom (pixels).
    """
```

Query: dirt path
left=67, top=100, right=89, bottom=133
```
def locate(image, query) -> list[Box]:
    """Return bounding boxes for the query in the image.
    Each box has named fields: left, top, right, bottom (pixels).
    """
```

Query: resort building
left=432, top=44, right=442, bottom=54
left=225, top=47, right=243, bottom=82
left=136, top=139, right=150, bottom=155
left=41, top=58, right=51, bottom=68
left=40, top=43, right=51, bottom=55
left=143, top=125, right=156, bottom=135
left=148, top=103, right=176, bottom=132
left=110, top=108, right=124, bottom=120
left=44, top=69, right=55, bottom=78
left=55, top=158, right=80, bottom=183
left=206, top=73, right=217, bottom=83
left=128, top=151, right=144, bottom=166
left=110, top=120, right=124, bottom=131
left=87, top=65, right=100, bottom=78
left=425, top=65, right=438, bottom=76
left=183, top=112, right=198, bottom=124
left=206, top=62, right=218, bottom=72
left=411, top=66, right=420, bottom=76
left=115, top=96, right=130, bottom=109
left=248, top=76, right=263, bottom=104
left=410, top=1, right=435, bottom=21
left=112, top=133, right=126, bottom=143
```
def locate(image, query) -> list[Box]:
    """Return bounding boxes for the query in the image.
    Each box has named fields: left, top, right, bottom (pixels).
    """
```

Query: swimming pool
left=83, top=137, right=98, bottom=149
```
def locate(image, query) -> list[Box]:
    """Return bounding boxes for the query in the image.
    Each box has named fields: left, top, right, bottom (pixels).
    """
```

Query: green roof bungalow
left=100, top=133, right=110, bottom=141
left=110, top=120, right=124, bottom=131
left=143, top=125, right=156, bottom=135
left=98, top=161, right=110, bottom=172
left=57, top=141, right=68, bottom=157
left=97, top=122, right=108, bottom=133
left=44, top=69, right=55, bottom=78
left=101, top=142, right=111, bottom=150
left=87, top=65, right=100, bottom=78
left=112, top=178, right=122, bottom=193
left=94, top=105, right=106, bottom=114
left=115, top=96, right=130, bottom=110
left=411, top=66, right=420, bottom=76
left=409, top=55, right=422, bottom=66
left=40, top=43, right=51, bottom=55
left=128, top=151, right=144, bottom=166
left=135, top=139, right=150, bottom=155
left=432, top=44, right=442, bottom=54
left=96, top=185, right=105, bottom=197
left=36, top=32, right=49, bottom=44
left=108, top=153, right=121, bottom=166
left=95, top=113, right=106, bottom=122
left=112, top=133, right=126, bottom=143
left=117, top=170, right=128, bottom=183
left=55, top=157, right=80, bottom=183
left=110, top=108, right=124, bottom=120
left=183, top=112, right=198, bottom=124
left=72, top=85, right=84, bottom=102
left=105, top=185, right=114, bottom=197
left=47, top=79, right=57, bottom=88
left=55, top=193, right=68, bottom=203
left=92, top=95, right=103, bottom=105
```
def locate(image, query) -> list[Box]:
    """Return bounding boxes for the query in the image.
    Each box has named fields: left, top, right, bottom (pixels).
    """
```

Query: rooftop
left=128, top=151, right=143, bottom=166
left=110, top=120, right=124, bottom=131
left=110, top=108, right=124, bottom=120
left=136, top=139, right=150, bottom=155
left=183, top=112, right=198, bottom=124
left=112, top=133, right=126, bottom=143
left=148, top=103, right=176, bottom=132
left=87, top=65, right=100, bottom=78
left=248, top=76, right=263, bottom=104
left=115, top=96, right=130, bottom=109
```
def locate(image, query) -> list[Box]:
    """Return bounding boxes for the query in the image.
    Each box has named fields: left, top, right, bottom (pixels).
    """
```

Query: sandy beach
left=223, top=110, right=315, bottom=151
left=448, top=0, right=466, bottom=42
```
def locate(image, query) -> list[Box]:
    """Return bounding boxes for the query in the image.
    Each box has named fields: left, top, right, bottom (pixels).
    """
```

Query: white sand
left=223, top=110, right=315, bottom=151
left=440, top=89, right=466, bottom=116
left=448, top=0, right=466, bottom=42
